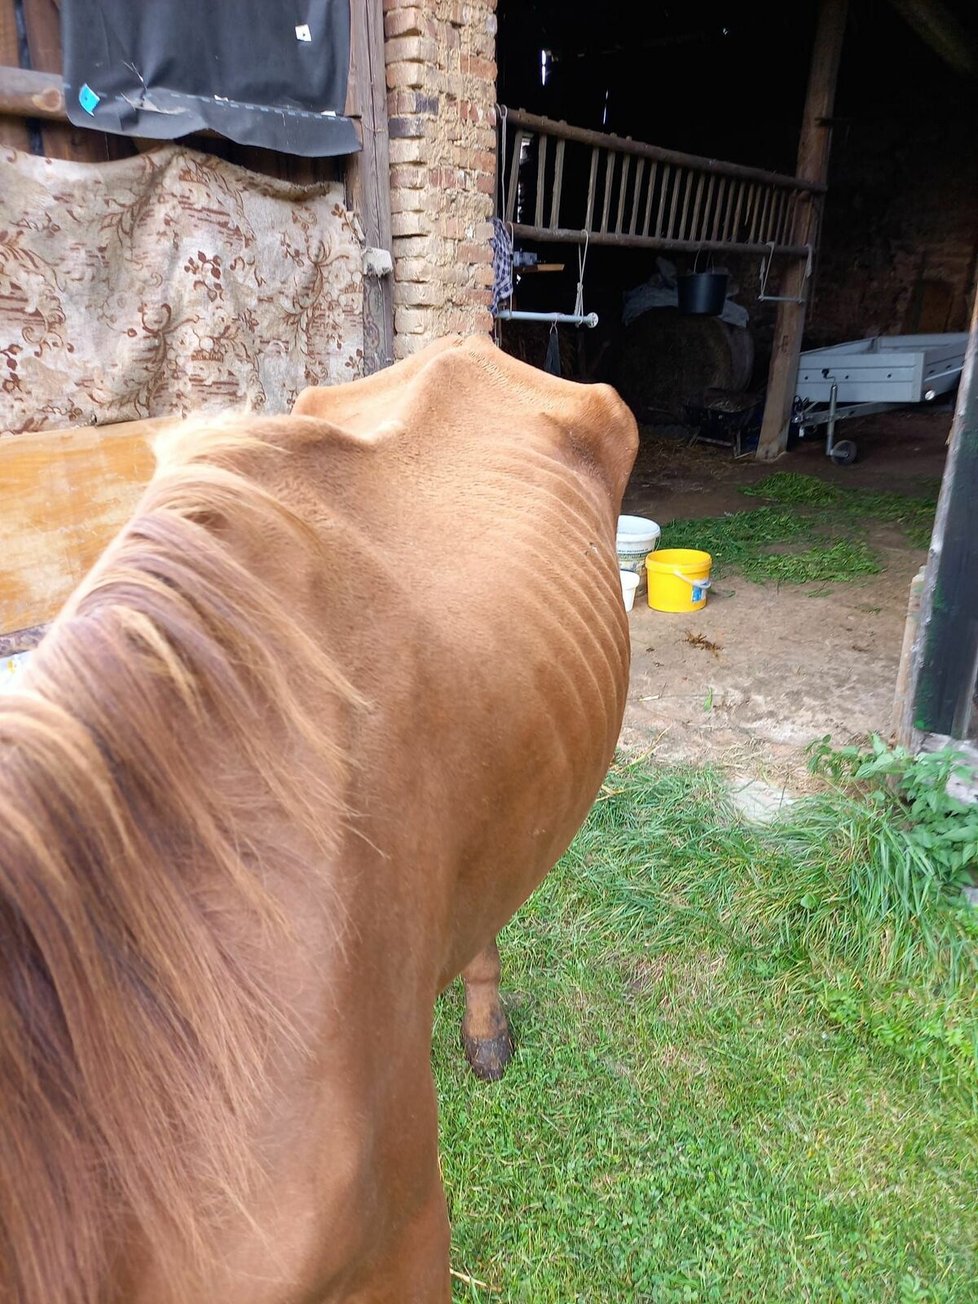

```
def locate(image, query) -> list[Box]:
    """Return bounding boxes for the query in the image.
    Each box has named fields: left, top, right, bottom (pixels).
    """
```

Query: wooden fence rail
left=499, top=106, right=819, bottom=259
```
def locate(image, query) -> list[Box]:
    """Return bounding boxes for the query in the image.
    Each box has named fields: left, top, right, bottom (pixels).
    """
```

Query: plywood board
left=0, top=420, right=162, bottom=635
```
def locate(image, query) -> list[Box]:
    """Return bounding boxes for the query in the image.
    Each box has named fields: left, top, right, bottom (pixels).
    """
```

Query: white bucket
left=0, top=651, right=31, bottom=693
left=616, top=515, right=661, bottom=589
left=620, top=569, right=640, bottom=612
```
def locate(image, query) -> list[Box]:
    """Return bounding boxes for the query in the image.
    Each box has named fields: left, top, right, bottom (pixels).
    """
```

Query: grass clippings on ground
left=742, top=471, right=939, bottom=550
left=437, top=756, right=978, bottom=1303
left=659, top=507, right=809, bottom=577
left=740, top=538, right=882, bottom=585
left=657, top=472, right=936, bottom=586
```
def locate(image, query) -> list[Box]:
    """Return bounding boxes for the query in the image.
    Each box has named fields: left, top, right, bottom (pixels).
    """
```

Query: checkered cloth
left=490, top=218, right=513, bottom=316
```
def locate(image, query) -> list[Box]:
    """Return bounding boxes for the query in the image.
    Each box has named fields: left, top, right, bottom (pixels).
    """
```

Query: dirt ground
left=618, top=407, right=952, bottom=785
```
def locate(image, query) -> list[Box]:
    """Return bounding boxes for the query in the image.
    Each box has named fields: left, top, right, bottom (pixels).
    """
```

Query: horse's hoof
left=462, top=1031, right=514, bottom=1082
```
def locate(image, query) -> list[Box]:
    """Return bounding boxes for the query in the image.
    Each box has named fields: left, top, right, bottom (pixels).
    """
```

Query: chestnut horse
left=0, top=335, right=637, bottom=1302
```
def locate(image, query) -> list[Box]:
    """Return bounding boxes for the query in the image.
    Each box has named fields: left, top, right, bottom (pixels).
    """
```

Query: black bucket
left=677, top=271, right=728, bottom=316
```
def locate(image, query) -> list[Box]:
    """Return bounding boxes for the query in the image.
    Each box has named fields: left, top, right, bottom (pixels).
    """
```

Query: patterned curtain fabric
left=0, top=145, right=364, bottom=435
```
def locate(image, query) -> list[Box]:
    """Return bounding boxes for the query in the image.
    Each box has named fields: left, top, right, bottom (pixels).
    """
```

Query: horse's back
left=187, top=336, right=641, bottom=1300
left=4, top=336, right=638, bottom=1304
left=283, top=335, right=638, bottom=972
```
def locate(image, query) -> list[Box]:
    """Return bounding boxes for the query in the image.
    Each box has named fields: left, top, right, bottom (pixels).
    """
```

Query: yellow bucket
left=646, top=548, right=713, bottom=613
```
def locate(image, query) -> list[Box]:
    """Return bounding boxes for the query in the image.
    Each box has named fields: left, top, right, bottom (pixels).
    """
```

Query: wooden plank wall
left=0, top=0, right=27, bottom=148
left=0, top=0, right=132, bottom=159
left=21, top=0, right=129, bottom=159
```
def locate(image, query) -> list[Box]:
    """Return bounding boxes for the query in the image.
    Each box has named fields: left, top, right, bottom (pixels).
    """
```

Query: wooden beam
left=0, top=64, right=64, bottom=120
left=509, top=222, right=810, bottom=259
left=503, top=107, right=824, bottom=195
left=345, top=0, right=394, bottom=373
left=755, top=0, right=848, bottom=462
left=0, top=66, right=239, bottom=156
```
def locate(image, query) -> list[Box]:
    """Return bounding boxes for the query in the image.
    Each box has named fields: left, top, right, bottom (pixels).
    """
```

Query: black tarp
left=61, top=0, right=359, bottom=157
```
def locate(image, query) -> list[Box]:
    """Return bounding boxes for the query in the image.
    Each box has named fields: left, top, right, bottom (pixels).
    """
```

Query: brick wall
left=384, top=0, right=497, bottom=357
left=807, top=105, right=978, bottom=346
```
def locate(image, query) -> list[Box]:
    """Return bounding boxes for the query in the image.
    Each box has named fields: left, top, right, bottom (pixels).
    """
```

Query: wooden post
left=755, top=0, right=848, bottom=461
left=345, top=0, right=394, bottom=374
left=906, top=288, right=978, bottom=741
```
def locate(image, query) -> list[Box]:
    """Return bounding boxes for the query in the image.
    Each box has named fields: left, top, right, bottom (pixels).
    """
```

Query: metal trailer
left=791, top=332, right=969, bottom=464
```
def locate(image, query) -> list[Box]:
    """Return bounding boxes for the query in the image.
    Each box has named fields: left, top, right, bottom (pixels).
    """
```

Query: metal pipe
left=495, top=310, right=599, bottom=328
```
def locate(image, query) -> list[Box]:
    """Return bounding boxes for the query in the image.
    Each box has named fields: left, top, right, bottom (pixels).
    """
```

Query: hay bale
left=613, top=309, right=754, bottom=420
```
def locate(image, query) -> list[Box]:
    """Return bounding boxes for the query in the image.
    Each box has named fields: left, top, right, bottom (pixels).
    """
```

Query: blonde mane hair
left=0, top=417, right=357, bottom=1303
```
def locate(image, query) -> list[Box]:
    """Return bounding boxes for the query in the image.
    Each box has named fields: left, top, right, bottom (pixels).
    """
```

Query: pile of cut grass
left=437, top=755, right=978, bottom=1302
left=742, top=471, right=938, bottom=549
left=658, top=506, right=807, bottom=577
left=657, top=471, right=936, bottom=584
left=740, top=538, right=882, bottom=584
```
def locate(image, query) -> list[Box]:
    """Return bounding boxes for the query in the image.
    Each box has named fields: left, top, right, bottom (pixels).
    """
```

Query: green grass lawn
left=434, top=760, right=978, bottom=1302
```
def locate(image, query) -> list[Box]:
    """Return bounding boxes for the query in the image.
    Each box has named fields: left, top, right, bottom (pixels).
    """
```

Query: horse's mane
left=0, top=417, right=357, bottom=1303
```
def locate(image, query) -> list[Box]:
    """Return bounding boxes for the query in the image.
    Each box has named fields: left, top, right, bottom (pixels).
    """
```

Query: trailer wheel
left=830, top=439, right=857, bottom=466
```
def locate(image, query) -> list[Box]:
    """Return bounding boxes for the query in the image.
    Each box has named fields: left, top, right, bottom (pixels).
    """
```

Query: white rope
left=495, top=103, right=507, bottom=220
left=573, top=228, right=589, bottom=318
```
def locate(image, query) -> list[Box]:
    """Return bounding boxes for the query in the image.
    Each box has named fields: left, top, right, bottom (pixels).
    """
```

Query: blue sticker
left=78, top=84, right=100, bottom=115
left=692, top=585, right=704, bottom=602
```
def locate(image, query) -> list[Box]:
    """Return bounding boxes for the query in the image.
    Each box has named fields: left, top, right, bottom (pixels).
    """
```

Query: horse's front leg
left=460, top=937, right=513, bottom=1082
